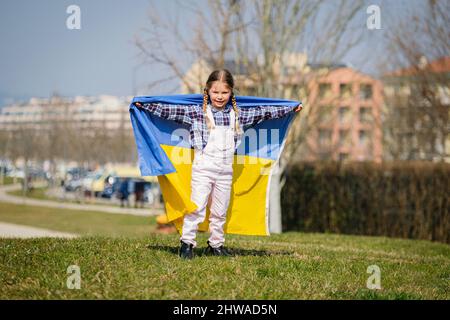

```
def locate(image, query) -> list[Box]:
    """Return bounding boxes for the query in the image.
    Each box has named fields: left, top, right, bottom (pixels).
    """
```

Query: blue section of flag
left=237, top=113, right=294, bottom=160
left=129, top=94, right=300, bottom=176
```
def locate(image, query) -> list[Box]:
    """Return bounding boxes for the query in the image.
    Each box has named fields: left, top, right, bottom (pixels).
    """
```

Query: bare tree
left=247, top=0, right=364, bottom=232
left=134, top=0, right=249, bottom=93
left=9, top=123, right=40, bottom=194
left=0, top=130, right=11, bottom=184
left=382, top=0, right=450, bottom=162
left=37, top=95, right=68, bottom=184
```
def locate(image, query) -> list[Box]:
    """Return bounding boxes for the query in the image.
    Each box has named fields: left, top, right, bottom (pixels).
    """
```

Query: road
left=0, top=184, right=161, bottom=217
left=0, top=222, right=77, bottom=239
left=0, top=183, right=164, bottom=238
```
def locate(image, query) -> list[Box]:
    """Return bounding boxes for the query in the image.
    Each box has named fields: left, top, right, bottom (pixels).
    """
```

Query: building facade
left=382, top=56, right=450, bottom=162
left=297, top=67, right=383, bottom=163
left=0, top=95, right=133, bottom=133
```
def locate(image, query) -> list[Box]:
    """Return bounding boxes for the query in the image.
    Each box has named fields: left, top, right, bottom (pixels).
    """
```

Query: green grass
left=7, top=187, right=89, bottom=203
left=8, top=187, right=49, bottom=200
left=0, top=233, right=449, bottom=299
left=0, top=202, right=156, bottom=237
left=0, top=176, right=22, bottom=185
left=0, top=202, right=448, bottom=299
left=0, top=203, right=450, bottom=299
left=7, top=187, right=148, bottom=209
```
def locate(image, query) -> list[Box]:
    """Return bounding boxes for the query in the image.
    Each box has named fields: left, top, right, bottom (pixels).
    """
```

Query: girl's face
left=208, top=81, right=231, bottom=109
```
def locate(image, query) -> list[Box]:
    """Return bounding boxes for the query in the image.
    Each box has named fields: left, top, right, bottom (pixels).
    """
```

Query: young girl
left=134, top=69, right=302, bottom=259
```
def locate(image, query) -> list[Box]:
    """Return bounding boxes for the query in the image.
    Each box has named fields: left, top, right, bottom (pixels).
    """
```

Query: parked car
left=66, top=167, right=89, bottom=181
left=143, top=182, right=161, bottom=205
left=8, top=168, right=25, bottom=179
left=96, top=166, right=158, bottom=199
left=0, top=162, right=13, bottom=176
left=8, top=167, right=48, bottom=180
left=64, top=167, right=90, bottom=192
left=81, top=170, right=105, bottom=196
left=64, top=177, right=83, bottom=192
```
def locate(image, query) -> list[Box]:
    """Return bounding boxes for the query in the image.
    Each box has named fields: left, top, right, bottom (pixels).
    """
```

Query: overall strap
left=206, top=104, right=216, bottom=128
left=229, top=108, right=236, bottom=131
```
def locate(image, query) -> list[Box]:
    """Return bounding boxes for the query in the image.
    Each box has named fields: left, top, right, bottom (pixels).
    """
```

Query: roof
left=109, top=166, right=157, bottom=182
left=307, top=62, right=348, bottom=70
left=386, top=56, right=450, bottom=77
left=205, top=58, right=347, bottom=74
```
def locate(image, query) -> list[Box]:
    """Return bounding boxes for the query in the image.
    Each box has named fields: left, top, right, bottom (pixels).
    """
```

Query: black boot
left=204, top=241, right=232, bottom=257
left=179, top=241, right=194, bottom=260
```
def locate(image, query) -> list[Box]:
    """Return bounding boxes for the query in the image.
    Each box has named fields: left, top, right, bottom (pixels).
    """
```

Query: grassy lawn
left=0, top=202, right=156, bottom=237
left=8, top=187, right=94, bottom=203
left=8, top=187, right=49, bottom=200
left=0, top=200, right=449, bottom=299
left=0, top=176, right=22, bottom=185
left=6, top=187, right=153, bottom=209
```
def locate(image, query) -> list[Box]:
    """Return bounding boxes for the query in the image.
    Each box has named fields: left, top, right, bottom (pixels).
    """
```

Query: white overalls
left=180, top=105, right=236, bottom=248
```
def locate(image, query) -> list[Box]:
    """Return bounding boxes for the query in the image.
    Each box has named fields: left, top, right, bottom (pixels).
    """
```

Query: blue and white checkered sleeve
left=135, top=102, right=197, bottom=125
left=239, top=105, right=296, bottom=126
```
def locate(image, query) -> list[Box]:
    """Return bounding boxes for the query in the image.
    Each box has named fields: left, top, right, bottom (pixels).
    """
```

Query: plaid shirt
left=136, top=102, right=296, bottom=150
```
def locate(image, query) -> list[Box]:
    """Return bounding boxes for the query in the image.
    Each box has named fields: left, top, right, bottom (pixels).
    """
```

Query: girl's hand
left=294, top=104, right=303, bottom=112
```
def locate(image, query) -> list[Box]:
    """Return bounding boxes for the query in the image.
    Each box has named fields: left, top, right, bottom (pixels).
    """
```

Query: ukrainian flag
left=129, top=95, right=300, bottom=236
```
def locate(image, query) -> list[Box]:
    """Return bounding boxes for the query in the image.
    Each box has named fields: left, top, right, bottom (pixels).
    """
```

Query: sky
left=0, top=0, right=424, bottom=107
left=0, top=0, right=165, bottom=106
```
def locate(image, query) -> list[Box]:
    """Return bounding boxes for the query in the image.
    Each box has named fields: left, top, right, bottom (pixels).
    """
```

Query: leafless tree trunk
left=9, top=123, right=40, bottom=194
left=0, top=130, right=11, bottom=185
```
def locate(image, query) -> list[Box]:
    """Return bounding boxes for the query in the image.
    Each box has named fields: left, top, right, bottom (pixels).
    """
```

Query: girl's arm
left=133, top=102, right=197, bottom=125
left=239, top=104, right=301, bottom=127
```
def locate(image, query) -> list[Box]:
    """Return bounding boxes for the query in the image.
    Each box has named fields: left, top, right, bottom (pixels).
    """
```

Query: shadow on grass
left=146, top=244, right=293, bottom=257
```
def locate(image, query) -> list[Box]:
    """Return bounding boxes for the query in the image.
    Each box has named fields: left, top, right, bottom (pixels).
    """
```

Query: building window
left=339, top=129, right=350, bottom=146
left=246, top=87, right=258, bottom=96
left=282, top=66, right=296, bottom=76
left=338, top=106, right=351, bottom=123
left=319, top=129, right=332, bottom=147
left=399, top=85, right=411, bottom=96
left=339, top=152, right=349, bottom=161
left=339, top=83, right=352, bottom=98
left=437, top=85, right=450, bottom=105
left=359, top=129, right=371, bottom=146
left=359, top=107, right=372, bottom=122
left=360, top=84, right=373, bottom=100
left=318, top=105, right=334, bottom=123
left=318, top=83, right=332, bottom=99
left=319, top=151, right=332, bottom=160
left=290, top=85, right=301, bottom=98
left=384, top=85, right=394, bottom=96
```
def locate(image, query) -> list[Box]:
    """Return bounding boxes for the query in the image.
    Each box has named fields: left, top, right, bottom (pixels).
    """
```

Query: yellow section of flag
left=158, top=144, right=275, bottom=236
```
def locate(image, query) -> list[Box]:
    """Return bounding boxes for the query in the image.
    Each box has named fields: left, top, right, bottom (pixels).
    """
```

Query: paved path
left=0, top=184, right=162, bottom=217
left=0, top=222, right=78, bottom=239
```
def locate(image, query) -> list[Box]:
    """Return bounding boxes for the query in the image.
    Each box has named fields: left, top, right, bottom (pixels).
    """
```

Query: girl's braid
left=203, top=88, right=214, bottom=130
left=231, top=93, right=241, bottom=134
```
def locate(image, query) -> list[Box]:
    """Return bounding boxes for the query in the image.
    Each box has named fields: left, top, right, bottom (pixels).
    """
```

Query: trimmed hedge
left=281, top=161, right=450, bottom=243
